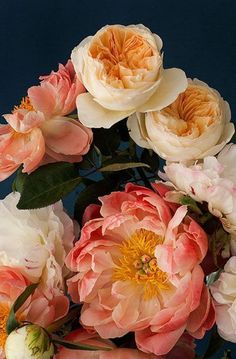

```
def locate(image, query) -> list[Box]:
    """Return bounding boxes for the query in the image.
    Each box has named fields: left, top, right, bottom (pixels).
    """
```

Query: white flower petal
left=77, top=93, right=134, bottom=128
left=138, top=68, right=188, bottom=112
left=127, top=113, right=151, bottom=149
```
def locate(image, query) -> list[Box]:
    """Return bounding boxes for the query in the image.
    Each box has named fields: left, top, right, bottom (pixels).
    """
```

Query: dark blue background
left=0, top=0, right=236, bottom=357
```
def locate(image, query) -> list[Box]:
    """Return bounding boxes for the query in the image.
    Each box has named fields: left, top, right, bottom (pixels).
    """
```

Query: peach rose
left=128, top=79, right=234, bottom=162
left=0, top=61, right=92, bottom=181
left=66, top=184, right=214, bottom=356
left=55, top=330, right=195, bottom=359
left=28, top=60, right=85, bottom=118
left=71, top=24, right=187, bottom=128
left=0, top=266, right=69, bottom=359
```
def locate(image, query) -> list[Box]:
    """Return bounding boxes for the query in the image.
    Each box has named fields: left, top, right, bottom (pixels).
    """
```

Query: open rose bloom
left=0, top=60, right=93, bottom=181
left=66, top=184, right=214, bottom=355
left=128, top=79, right=234, bottom=162
left=72, top=24, right=187, bottom=128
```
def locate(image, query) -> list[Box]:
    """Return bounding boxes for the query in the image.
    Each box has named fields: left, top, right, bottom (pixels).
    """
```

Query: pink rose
left=28, top=60, right=86, bottom=118
left=0, top=61, right=92, bottom=181
left=66, top=184, right=214, bottom=356
left=0, top=266, right=69, bottom=358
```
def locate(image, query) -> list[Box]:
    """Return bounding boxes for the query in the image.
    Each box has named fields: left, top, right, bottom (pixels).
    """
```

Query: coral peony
left=71, top=24, right=187, bottom=128
left=0, top=60, right=92, bottom=181
left=128, top=79, right=234, bottom=162
left=66, top=184, right=214, bottom=355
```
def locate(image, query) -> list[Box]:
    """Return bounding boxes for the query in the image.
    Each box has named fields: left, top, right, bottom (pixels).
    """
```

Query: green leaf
left=100, top=162, right=150, bottom=172
left=141, top=149, right=159, bottom=173
left=17, top=162, right=82, bottom=209
left=180, top=195, right=203, bottom=215
left=203, top=329, right=224, bottom=358
left=52, top=337, right=112, bottom=351
left=6, top=283, right=38, bottom=334
left=206, top=269, right=223, bottom=287
left=74, top=178, right=121, bottom=225
left=12, top=167, right=27, bottom=193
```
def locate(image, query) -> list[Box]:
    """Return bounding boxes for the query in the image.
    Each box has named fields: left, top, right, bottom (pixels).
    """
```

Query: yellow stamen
left=0, top=303, right=10, bottom=349
left=13, top=96, right=34, bottom=112
left=113, top=229, right=169, bottom=300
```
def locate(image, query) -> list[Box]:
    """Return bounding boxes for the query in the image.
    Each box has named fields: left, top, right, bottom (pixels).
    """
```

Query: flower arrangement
left=0, top=24, right=235, bottom=359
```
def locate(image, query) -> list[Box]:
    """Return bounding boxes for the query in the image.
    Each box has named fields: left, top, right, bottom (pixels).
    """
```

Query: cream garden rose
left=71, top=24, right=187, bottom=128
left=128, top=79, right=234, bottom=162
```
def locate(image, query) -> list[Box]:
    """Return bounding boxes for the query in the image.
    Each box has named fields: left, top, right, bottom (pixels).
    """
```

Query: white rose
left=72, top=24, right=187, bottom=128
left=128, top=79, right=234, bottom=162
left=5, top=325, right=54, bottom=359
left=210, top=257, right=236, bottom=342
left=0, top=192, right=74, bottom=292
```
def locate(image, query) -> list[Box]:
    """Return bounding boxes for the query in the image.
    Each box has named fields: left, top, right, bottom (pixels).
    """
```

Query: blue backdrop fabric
left=0, top=0, right=236, bottom=357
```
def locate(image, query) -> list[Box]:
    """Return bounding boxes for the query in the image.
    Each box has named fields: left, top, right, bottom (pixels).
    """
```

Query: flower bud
left=5, top=324, right=54, bottom=359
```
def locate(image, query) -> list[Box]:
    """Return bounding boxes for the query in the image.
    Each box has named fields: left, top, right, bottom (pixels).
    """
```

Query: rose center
left=89, top=27, right=158, bottom=88
left=160, top=85, right=220, bottom=137
left=113, top=229, right=169, bottom=300
left=0, top=303, right=10, bottom=349
left=13, top=96, right=34, bottom=113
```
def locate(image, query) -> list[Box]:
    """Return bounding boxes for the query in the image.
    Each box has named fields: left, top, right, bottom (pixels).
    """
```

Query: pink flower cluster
left=0, top=60, right=93, bottom=181
left=66, top=184, right=215, bottom=356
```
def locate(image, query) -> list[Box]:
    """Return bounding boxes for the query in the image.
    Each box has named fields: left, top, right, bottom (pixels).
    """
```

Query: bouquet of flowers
left=0, top=24, right=235, bottom=359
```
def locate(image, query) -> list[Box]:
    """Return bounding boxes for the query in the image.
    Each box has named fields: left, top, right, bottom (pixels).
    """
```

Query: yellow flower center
left=160, top=84, right=220, bottom=137
left=13, top=96, right=34, bottom=112
left=89, top=26, right=159, bottom=89
left=0, top=303, right=10, bottom=349
left=113, top=229, right=169, bottom=300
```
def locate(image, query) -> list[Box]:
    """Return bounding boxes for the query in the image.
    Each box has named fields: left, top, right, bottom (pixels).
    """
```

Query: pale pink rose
left=210, top=256, right=236, bottom=342
left=0, top=266, right=69, bottom=358
left=163, top=144, right=236, bottom=237
left=0, top=61, right=92, bottom=181
left=66, top=184, right=214, bottom=356
left=29, top=60, right=85, bottom=117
